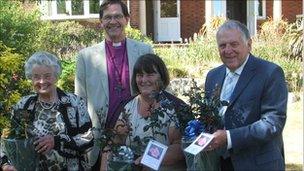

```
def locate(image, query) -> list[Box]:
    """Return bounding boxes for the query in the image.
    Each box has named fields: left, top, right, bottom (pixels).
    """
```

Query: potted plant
left=1, top=109, right=38, bottom=170
left=179, top=79, right=225, bottom=171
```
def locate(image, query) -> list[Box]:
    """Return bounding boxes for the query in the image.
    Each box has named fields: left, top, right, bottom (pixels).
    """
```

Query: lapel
left=216, top=66, right=226, bottom=92
left=229, top=55, right=257, bottom=105
left=94, top=40, right=109, bottom=100
left=126, top=38, right=138, bottom=94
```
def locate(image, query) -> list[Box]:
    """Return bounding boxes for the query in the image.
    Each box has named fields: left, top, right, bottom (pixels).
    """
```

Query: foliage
left=57, top=59, right=76, bottom=92
left=125, top=26, right=153, bottom=45
left=182, top=80, right=224, bottom=141
left=288, top=17, right=303, bottom=60
left=253, top=19, right=303, bottom=92
left=0, top=0, right=41, bottom=57
left=36, top=21, right=104, bottom=59
left=0, top=43, right=32, bottom=134
left=1, top=109, right=33, bottom=139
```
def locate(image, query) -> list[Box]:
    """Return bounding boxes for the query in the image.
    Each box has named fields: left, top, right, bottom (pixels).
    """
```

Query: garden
left=0, top=1, right=302, bottom=170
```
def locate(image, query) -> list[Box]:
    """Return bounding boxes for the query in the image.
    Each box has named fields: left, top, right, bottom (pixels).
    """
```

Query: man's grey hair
left=216, top=20, right=251, bottom=43
left=25, top=51, right=62, bottom=79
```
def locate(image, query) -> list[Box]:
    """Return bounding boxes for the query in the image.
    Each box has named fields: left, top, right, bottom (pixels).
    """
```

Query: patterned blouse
left=6, top=88, right=93, bottom=170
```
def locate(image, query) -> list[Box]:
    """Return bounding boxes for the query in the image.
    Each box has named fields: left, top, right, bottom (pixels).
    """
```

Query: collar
left=105, top=39, right=126, bottom=47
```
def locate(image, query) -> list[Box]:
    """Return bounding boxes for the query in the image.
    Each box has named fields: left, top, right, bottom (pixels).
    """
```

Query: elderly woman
left=102, top=54, right=187, bottom=170
left=1, top=51, right=93, bottom=170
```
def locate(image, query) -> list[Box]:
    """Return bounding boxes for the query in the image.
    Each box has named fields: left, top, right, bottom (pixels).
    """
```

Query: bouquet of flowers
left=1, top=109, right=38, bottom=170
left=179, top=80, right=225, bottom=171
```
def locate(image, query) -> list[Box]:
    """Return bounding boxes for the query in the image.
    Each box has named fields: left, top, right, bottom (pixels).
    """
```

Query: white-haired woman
left=1, top=51, right=93, bottom=170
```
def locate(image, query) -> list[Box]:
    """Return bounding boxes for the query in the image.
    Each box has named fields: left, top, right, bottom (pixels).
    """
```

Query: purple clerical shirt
left=105, top=40, right=131, bottom=126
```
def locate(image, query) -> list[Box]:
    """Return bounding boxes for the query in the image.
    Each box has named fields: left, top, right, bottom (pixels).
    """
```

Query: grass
left=284, top=93, right=303, bottom=170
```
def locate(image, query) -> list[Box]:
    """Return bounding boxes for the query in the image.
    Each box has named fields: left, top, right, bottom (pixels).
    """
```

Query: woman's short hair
left=131, top=54, right=170, bottom=94
left=25, top=51, right=62, bottom=79
left=99, top=0, right=130, bottom=20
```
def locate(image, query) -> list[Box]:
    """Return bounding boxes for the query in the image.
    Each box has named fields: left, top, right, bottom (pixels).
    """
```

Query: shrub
left=0, top=43, right=32, bottom=133
left=126, top=26, right=153, bottom=45
left=57, top=59, right=76, bottom=92
left=0, top=0, right=41, bottom=57
left=36, top=21, right=104, bottom=59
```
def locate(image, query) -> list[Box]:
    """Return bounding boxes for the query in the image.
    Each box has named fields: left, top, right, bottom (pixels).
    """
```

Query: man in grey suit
left=75, top=0, right=153, bottom=168
left=205, top=20, right=288, bottom=170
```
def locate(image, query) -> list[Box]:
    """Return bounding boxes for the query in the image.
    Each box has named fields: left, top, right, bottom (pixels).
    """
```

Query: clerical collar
left=106, top=39, right=126, bottom=47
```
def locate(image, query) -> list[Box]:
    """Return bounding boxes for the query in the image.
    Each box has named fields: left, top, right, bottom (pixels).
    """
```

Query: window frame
left=41, top=0, right=103, bottom=20
left=257, top=0, right=266, bottom=20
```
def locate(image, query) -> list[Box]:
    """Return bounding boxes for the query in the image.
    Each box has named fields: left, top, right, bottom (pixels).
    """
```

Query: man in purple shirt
left=75, top=0, right=153, bottom=168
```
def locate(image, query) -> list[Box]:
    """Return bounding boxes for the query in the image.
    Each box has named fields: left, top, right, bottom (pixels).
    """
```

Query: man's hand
left=206, top=129, right=227, bottom=151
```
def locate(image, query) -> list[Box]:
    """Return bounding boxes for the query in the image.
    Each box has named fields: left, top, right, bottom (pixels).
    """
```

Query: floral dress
left=8, top=88, right=93, bottom=170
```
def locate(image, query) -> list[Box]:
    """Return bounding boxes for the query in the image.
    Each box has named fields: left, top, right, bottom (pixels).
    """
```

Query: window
left=257, top=0, right=266, bottom=19
left=90, top=0, right=100, bottom=14
left=160, top=0, right=177, bottom=18
left=41, top=0, right=102, bottom=20
left=213, top=1, right=226, bottom=17
left=56, top=0, right=66, bottom=14
left=72, top=0, right=84, bottom=15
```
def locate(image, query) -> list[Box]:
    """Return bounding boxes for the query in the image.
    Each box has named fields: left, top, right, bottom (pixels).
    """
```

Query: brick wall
left=257, top=0, right=273, bottom=29
left=180, top=0, right=205, bottom=40
left=258, top=0, right=302, bottom=28
left=129, top=0, right=140, bottom=29
left=282, top=0, right=303, bottom=22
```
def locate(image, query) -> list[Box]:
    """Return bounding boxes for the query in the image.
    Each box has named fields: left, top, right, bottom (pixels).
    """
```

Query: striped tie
left=220, top=72, right=236, bottom=102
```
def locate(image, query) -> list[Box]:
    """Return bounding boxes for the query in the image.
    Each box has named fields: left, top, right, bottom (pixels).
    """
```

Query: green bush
left=37, top=21, right=104, bottom=59
left=126, top=26, right=153, bottom=45
left=57, top=59, right=76, bottom=92
left=0, top=0, right=41, bottom=57
left=0, top=43, right=32, bottom=133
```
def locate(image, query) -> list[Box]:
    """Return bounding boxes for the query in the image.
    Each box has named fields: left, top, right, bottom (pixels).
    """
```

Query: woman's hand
left=134, top=156, right=142, bottom=165
left=34, top=135, right=55, bottom=155
left=100, top=151, right=111, bottom=171
left=2, top=164, right=17, bottom=171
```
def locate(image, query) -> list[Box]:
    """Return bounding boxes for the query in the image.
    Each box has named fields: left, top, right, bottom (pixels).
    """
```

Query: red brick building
left=40, top=0, right=303, bottom=42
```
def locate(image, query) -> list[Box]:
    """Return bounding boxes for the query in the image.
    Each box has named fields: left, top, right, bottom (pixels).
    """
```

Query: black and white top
left=3, top=88, right=93, bottom=170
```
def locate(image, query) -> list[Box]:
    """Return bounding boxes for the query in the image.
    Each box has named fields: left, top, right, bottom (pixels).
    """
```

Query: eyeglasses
left=32, top=73, right=54, bottom=81
left=102, top=14, right=124, bottom=22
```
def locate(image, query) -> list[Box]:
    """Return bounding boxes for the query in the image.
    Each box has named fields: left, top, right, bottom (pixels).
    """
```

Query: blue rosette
left=183, top=120, right=204, bottom=141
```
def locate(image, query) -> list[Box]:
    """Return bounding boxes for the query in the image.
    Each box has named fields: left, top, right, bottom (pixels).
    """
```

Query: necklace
left=38, top=93, right=58, bottom=110
left=38, top=100, right=55, bottom=110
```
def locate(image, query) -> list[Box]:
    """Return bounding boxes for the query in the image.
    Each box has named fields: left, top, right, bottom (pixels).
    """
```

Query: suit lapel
left=126, top=38, right=138, bottom=94
left=229, top=55, right=256, bottom=104
left=217, top=66, right=226, bottom=91
left=94, top=41, right=109, bottom=100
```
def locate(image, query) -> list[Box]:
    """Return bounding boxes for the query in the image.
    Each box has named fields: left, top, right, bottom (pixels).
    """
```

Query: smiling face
left=217, top=29, right=252, bottom=71
left=136, top=69, right=162, bottom=97
left=31, top=65, right=57, bottom=98
left=100, top=4, right=129, bottom=42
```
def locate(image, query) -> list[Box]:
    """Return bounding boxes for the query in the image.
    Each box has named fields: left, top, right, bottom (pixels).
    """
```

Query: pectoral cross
left=114, top=83, right=124, bottom=93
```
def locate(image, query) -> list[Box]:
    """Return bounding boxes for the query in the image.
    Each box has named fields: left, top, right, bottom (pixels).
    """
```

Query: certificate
left=141, top=140, right=168, bottom=170
left=184, top=132, right=214, bottom=155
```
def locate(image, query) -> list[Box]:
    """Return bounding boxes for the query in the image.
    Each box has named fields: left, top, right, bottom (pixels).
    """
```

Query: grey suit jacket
left=205, top=55, right=288, bottom=171
left=75, top=38, right=153, bottom=166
